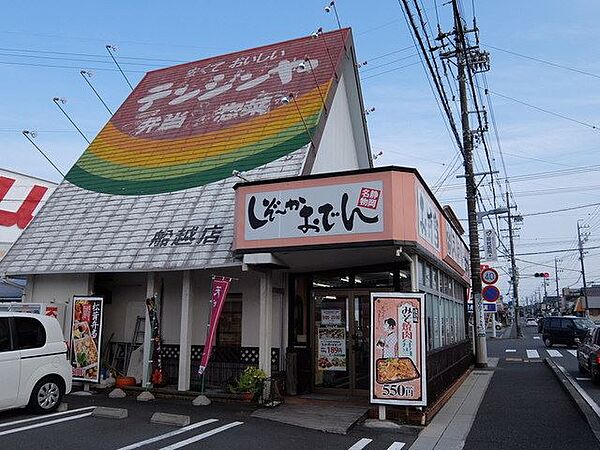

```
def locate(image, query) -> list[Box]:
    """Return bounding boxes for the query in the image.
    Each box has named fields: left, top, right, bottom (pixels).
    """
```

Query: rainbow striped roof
left=0, top=28, right=371, bottom=274
left=66, top=29, right=350, bottom=195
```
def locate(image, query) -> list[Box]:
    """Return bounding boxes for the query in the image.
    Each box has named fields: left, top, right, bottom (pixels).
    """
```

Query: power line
left=486, top=44, right=600, bottom=81
left=489, top=89, right=599, bottom=131
left=515, top=245, right=600, bottom=257
left=361, top=61, right=420, bottom=80
left=520, top=201, right=600, bottom=218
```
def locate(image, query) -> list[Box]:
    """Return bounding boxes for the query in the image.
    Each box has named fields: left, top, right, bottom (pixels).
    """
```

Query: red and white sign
left=0, top=169, right=56, bottom=257
left=198, top=276, right=232, bottom=375
left=481, top=267, right=499, bottom=285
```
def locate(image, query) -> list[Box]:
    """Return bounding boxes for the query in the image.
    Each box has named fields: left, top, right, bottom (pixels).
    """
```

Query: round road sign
left=481, top=267, right=499, bottom=285
left=482, top=285, right=500, bottom=302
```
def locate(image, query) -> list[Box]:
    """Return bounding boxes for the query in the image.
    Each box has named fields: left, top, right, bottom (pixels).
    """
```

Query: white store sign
left=483, top=229, right=497, bottom=261
left=244, top=181, right=384, bottom=240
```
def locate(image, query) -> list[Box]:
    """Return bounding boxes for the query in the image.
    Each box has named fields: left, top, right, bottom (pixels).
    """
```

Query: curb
left=545, top=358, right=600, bottom=444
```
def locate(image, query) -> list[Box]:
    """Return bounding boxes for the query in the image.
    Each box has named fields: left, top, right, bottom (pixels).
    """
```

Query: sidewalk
left=409, top=362, right=495, bottom=450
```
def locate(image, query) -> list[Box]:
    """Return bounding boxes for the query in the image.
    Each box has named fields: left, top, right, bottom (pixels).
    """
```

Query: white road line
left=387, top=443, right=406, bottom=450
left=557, top=364, right=600, bottom=418
left=577, top=377, right=592, bottom=381
left=547, top=349, right=563, bottom=358
left=567, top=349, right=578, bottom=357
left=0, top=406, right=95, bottom=429
left=117, top=419, right=219, bottom=450
left=159, top=421, right=243, bottom=450
left=348, top=438, right=373, bottom=450
left=0, top=412, right=92, bottom=437
left=533, top=336, right=541, bottom=340
left=526, top=349, right=540, bottom=359
left=505, top=349, right=517, bottom=353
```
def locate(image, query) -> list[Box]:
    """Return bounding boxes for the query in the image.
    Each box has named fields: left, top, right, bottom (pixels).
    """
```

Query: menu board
left=317, top=326, right=346, bottom=371
left=70, top=296, right=104, bottom=383
left=370, top=293, right=427, bottom=406
left=321, top=309, right=342, bottom=325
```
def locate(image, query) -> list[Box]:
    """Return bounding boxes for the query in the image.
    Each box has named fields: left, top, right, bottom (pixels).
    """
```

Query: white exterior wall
left=24, top=273, right=92, bottom=337
left=311, top=73, right=360, bottom=174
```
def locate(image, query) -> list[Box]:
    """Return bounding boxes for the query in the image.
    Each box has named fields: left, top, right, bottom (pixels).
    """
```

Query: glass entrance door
left=313, top=290, right=375, bottom=393
left=314, top=293, right=350, bottom=389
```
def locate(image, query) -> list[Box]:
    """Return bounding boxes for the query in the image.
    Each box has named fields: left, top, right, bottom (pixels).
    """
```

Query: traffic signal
left=534, top=272, right=550, bottom=278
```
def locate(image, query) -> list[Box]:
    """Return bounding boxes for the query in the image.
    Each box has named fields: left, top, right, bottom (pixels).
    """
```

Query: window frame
left=12, top=316, right=46, bottom=350
left=0, top=317, right=14, bottom=353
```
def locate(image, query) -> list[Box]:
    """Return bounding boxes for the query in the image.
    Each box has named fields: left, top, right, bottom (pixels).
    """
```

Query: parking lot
left=0, top=393, right=416, bottom=450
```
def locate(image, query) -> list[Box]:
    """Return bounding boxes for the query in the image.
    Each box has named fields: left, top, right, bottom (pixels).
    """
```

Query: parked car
left=526, top=318, right=538, bottom=327
left=542, top=316, right=595, bottom=348
left=578, top=326, right=600, bottom=384
left=0, top=312, right=72, bottom=413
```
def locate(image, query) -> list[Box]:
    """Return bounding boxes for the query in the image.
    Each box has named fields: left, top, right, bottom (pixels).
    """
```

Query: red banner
left=198, top=276, right=232, bottom=375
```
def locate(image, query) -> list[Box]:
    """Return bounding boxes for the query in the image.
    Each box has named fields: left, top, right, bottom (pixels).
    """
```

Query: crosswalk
left=504, top=348, right=578, bottom=359
left=348, top=439, right=405, bottom=450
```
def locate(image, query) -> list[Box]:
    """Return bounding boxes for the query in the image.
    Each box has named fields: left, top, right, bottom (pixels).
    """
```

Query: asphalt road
left=486, top=320, right=600, bottom=408
left=0, top=392, right=416, bottom=450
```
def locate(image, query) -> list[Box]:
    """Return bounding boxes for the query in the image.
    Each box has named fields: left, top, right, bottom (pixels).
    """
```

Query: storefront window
left=313, top=273, right=351, bottom=289
left=354, top=271, right=394, bottom=288
left=216, top=294, right=242, bottom=347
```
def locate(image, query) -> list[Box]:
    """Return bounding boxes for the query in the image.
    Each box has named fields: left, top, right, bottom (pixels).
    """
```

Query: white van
left=0, top=312, right=72, bottom=413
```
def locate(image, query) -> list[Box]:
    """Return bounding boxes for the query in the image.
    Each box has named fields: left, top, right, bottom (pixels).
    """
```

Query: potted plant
left=230, top=366, right=267, bottom=401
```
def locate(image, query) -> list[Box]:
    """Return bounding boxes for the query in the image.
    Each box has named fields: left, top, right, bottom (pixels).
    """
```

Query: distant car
left=542, top=316, right=595, bottom=348
left=526, top=318, right=538, bottom=327
left=578, top=326, right=600, bottom=384
left=0, top=312, right=72, bottom=413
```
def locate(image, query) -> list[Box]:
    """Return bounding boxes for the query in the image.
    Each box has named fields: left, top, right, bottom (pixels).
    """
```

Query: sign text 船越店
left=244, top=182, right=383, bottom=240
left=71, top=296, right=104, bottom=383
left=370, top=293, right=427, bottom=406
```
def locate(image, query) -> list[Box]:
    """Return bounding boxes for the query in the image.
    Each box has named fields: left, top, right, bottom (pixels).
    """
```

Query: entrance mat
left=251, top=404, right=368, bottom=434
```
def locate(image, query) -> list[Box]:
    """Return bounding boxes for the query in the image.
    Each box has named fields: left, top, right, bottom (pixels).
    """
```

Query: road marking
left=0, top=412, right=92, bottom=437
left=348, top=438, right=373, bottom=450
left=505, top=349, right=517, bottom=353
left=505, top=357, right=522, bottom=361
left=0, top=406, right=96, bottom=429
left=117, top=419, right=219, bottom=450
left=547, top=349, right=563, bottom=358
left=577, top=377, right=592, bottom=381
left=159, top=421, right=243, bottom=450
left=557, top=364, right=600, bottom=418
left=533, top=336, right=541, bottom=340
left=526, top=349, right=540, bottom=359
left=387, top=443, right=406, bottom=450
left=567, top=349, right=578, bottom=357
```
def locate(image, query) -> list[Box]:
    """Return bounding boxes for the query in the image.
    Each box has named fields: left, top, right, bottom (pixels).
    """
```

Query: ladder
left=124, top=316, right=145, bottom=373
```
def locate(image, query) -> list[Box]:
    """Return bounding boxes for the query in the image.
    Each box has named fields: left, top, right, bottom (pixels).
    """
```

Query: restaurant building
left=0, top=28, right=470, bottom=412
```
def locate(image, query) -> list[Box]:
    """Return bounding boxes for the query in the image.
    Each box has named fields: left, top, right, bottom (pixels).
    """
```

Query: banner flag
left=198, top=276, right=232, bottom=375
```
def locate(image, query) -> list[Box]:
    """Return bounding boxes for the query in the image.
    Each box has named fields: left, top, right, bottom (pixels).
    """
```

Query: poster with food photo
left=317, top=326, right=347, bottom=371
left=370, top=293, right=427, bottom=406
left=71, top=296, right=104, bottom=383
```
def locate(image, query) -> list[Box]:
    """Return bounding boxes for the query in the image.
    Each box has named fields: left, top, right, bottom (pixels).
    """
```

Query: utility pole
left=451, top=0, right=487, bottom=367
left=506, top=191, right=522, bottom=337
left=577, top=220, right=589, bottom=316
left=554, top=257, right=560, bottom=297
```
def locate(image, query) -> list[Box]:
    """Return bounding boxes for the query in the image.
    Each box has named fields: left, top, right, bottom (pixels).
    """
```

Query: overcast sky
left=1, top=1, right=598, bottom=301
